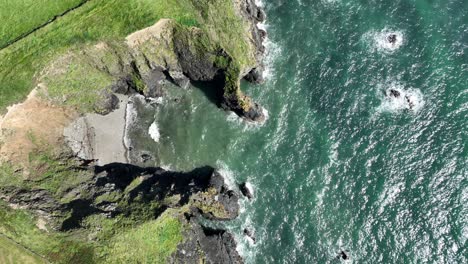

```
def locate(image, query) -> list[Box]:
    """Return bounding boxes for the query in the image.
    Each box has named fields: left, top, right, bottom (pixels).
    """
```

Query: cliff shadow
left=191, top=74, right=225, bottom=107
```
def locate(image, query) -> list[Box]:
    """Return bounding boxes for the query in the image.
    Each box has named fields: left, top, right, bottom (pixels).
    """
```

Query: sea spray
left=226, top=106, right=269, bottom=128
left=216, top=161, right=238, bottom=191
left=257, top=23, right=281, bottom=81
left=375, top=83, right=425, bottom=114
left=148, top=121, right=160, bottom=143
left=363, top=28, right=405, bottom=53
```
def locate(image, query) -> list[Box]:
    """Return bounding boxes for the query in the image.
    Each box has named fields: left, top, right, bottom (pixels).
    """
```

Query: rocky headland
left=0, top=0, right=267, bottom=263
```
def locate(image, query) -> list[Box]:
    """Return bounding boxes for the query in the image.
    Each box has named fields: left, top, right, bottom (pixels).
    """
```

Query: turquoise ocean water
left=147, top=0, right=467, bottom=262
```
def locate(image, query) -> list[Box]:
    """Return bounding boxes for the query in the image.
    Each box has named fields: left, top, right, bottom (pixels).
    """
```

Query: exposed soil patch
left=0, top=87, right=77, bottom=174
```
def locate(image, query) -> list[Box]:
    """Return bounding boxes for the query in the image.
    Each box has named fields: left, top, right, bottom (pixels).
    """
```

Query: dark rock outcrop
left=0, top=164, right=243, bottom=262
left=244, top=68, right=264, bottom=84
left=94, top=90, right=120, bottom=115
left=241, top=0, right=267, bottom=72
left=0, top=163, right=240, bottom=231
left=243, top=228, right=256, bottom=243
left=388, top=89, right=401, bottom=98
left=239, top=182, right=254, bottom=200
left=171, top=223, right=243, bottom=264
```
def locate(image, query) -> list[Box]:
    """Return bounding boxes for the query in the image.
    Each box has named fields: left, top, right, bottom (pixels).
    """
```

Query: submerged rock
left=337, top=250, right=349, bottom=260
left=387, top=33, right=397, bottom=44
left=389, top=89, right=401, bottom=98
left=406, top=95, right=415, bottom=110
left=244, top=228, right=256, bottom=244
left=239, top=182, right=254, bottom=200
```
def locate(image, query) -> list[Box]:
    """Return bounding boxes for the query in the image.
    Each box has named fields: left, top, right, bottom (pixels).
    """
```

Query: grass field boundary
left=0, top=0, right=89, bottom=51
left=0, top=232, right=49, bottom=263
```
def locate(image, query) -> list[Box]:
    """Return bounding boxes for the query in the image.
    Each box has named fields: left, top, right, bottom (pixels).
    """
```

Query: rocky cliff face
left=1, top=163, right=244, bottom=262
left=40, top=0, right=267, bottom=122
left=0, top=0, right=266, bottom=262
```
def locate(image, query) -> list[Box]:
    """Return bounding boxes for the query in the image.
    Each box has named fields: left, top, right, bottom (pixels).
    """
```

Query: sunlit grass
left=0, top=235, right=45, bottom=264
left=0, top=0, right=86, bottom=48
left=0, top=0, right=252, bottom=112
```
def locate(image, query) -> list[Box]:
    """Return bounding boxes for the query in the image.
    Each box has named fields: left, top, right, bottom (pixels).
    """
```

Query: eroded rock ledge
left=1, top=164, right=243, bottom=263
left=38, top=0, right=267, bottom=122
left=0, top=0, right=266, bottom=262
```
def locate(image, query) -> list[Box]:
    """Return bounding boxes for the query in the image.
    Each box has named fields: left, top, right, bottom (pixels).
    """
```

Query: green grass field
left=0, top=235, right=45, bottom=264
left=0, top=0, right=252, bottom=113
left=0, top=0, right=251, bottom=262
left=0, top=201, right=95, bottom=263
left=0, top=0, right=86, bottom=48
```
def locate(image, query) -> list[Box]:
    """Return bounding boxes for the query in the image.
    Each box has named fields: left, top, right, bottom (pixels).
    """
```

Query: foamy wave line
left=123, top=95, right=140, bottom=154
left=254, top=0, right=281, bottom=82
left=234, top=212, right=261, bottom=263
left=258, top=23, right=281, bottom=81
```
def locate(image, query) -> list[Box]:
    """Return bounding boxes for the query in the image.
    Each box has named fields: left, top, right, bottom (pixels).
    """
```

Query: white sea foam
left=226, top=106, right=269, bottom=128
left=235, top=215, right=257, bottom=261
left=148, top=121, right=160, bottom=143
left=261, top=33, right=281, bottom=81
left=216, top=161, right=238, bottom=191
left=147, top=96, right=164, bottom=105
left=322, top=0, right=341, bottom=5
left=254, top=3, right=281, bottom=82
left=227, top=111, right=243, bottom=124
left=364, top=28, right=405, bottom=53
left=245, top=182, right=255, bottom=198
left=376, top=83, right=425, bottom=113
left=161, top=164, right=173, bottom=171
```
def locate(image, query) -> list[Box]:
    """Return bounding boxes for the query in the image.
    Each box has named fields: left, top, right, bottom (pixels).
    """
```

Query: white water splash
left=245, top=182, right=255, bottom=198
left=376, top=83, right=425, bottom=113
left=321, top=0, right=341, bottom=5
left=216, top=161, right=238, bottom=191
left=235, top=214, right=257, bottom=261
left=161, top=164, right=173, bottom=171
left=148, top=121, right=160, bottom=143
left=364, top=28, right=405, bottom=53
left=260, top=29, right=281, bottom=81
left=254, top=1, right=281, bottom=82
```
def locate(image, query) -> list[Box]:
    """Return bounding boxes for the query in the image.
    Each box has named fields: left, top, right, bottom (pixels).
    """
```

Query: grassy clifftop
left=0, top=0, right=86, bottom=48
left=0, top=0, right=255, bottom=262
left=0, top=0, right=255, bottom=112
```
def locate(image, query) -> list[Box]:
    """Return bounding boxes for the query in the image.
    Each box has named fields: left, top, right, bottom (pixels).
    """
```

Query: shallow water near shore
left=142, top=0, right=467, bottom=262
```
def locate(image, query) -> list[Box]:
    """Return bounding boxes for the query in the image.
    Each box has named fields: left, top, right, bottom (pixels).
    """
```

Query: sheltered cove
left=0, top=0, right=267, bottom=262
